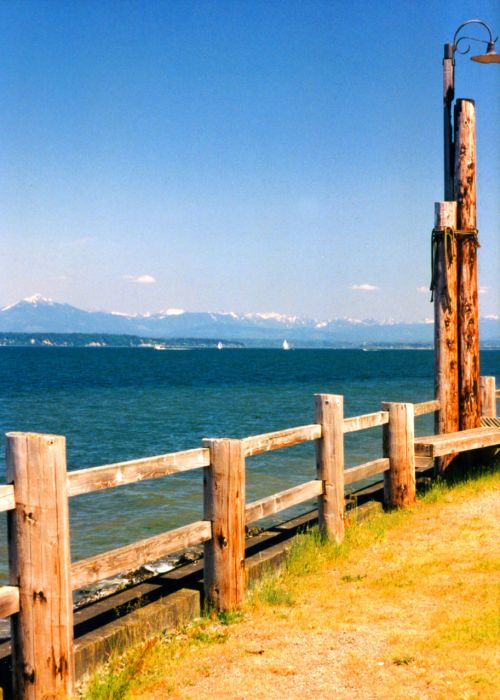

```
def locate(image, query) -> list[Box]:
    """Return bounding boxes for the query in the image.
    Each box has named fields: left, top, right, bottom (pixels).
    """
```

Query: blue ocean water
left=0, top=347, right=498, bottom=581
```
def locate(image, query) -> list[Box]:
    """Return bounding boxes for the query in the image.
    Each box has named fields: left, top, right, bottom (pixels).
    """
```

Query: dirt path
left=132, top=485, right=499, bottom=699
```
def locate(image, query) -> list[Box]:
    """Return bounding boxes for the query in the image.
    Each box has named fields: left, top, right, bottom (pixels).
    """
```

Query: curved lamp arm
left=452, top=18, right=499, bottom=61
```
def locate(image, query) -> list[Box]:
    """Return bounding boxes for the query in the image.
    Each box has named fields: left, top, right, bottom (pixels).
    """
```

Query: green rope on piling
left=430, top=227, right=454, bottom=307
left=430, top=228, right=480, bottom=308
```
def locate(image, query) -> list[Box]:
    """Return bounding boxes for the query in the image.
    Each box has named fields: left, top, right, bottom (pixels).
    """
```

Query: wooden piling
left=480, top=376, right=497, bottom=418
left=203, top=438, right=245, bottom=611
left=433, top=202, right=458, bottom=401
left=454, top=99, right=481, bottom=430
left=382, top=403, right=416, bottom=509
left=315, top=394, right=345, bottom=543
left=6, top=432, right=74, bottom=700
left=433, top=201, right=458, bottom=472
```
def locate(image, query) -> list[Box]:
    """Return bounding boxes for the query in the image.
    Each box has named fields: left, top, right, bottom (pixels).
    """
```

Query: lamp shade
left=471, top=51, right=500, bottom=63
left=471, top=40, right=500, bottom=63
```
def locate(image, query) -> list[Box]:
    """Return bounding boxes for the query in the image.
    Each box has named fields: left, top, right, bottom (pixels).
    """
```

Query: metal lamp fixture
left=453, top=19, right=500, bottom=63
left=443, top=19, right=499, bottom=199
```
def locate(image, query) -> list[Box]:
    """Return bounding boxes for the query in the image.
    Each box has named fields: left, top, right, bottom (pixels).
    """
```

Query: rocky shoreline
left=73, top=545, right=204, bottom=608
left=0, top=546, right=204, bottom=642
left=0, top=527, right=264, bottom=642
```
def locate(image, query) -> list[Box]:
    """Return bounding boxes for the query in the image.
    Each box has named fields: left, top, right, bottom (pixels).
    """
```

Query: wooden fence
left=0, top=376, right=498, bottom=699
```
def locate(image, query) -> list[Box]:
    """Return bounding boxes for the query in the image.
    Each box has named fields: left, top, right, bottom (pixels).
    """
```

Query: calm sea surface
left=0, top=347, right=498, bottom=581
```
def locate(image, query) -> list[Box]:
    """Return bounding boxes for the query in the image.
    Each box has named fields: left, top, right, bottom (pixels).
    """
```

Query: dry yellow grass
left=83, top=469, right=500, bottom=700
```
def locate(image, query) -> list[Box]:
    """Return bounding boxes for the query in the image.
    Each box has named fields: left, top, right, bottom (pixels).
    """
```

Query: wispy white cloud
left=417, top=286, right=429, bottom=293
left=351, top=283, right=379, bottom=291
left=484, top=314, right=498, bottom=320
left=478, top=286, right=488, bottom=295
left=123, top=274, right=156, bottom=284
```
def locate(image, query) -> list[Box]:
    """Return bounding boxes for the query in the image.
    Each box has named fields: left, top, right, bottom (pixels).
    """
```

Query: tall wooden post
left=382, top=403, right=416, bottom=509
left=315, top=394, right=345, bottom=543
left=480, top=376, right=496, bottom=418
left=6, top=432, right=75, bottom=700
left=433, top=201, right=458, bottom=471
left=433, top=201, right=459, bottom=471
left=454, top=99, right=481, bottom=429
left=203, top=438, right=245, bottom=611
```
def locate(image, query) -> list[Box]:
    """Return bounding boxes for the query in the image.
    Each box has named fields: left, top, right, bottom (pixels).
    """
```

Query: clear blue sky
left=1, top=0, right=498, bottom=321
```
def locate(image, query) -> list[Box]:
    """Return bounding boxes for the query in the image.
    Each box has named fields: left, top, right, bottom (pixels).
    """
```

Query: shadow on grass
left=443, top=448, right=499, bottom=483
left=419, top=453, right=499, bottom=504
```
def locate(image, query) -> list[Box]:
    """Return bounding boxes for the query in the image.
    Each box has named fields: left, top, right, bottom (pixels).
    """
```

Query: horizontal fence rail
left=415, top=426, right=500, bottom=457
left=1, top=376, right=499, bottom=699
left=68, top=447, right=210, bottom=497
left=242, top=424, right=322, bottom=457
left=413, top=399, right=441, bottom=416
left=71, top=520, right=212, bottom=590
left=0, top=485, right=15, bottom=513
left=343, top=411, right=389, bottom=432
left=245, top=479, right=323, bottom=524
left=343, top=457, right=390, bottom=485
left=0, top=586, right=19, bottom=618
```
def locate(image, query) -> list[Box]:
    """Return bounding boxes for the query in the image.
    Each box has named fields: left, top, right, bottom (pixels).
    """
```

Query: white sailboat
left=282, top=339, right=290, bottom=350
left=217, top=341, right=223, bottom=350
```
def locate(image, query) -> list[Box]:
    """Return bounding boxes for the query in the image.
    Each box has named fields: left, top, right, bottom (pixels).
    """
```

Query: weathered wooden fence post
left=382, top=403, right=416, bottom=509
left=6, top=432, right=75, bottom=700
left=203, top=438, right=245, bottom=611
left=315, top=394, right=345, bottom=543
left=454, top=98, right=481, bottom=430
left=480, top=376, right=497, bottom=418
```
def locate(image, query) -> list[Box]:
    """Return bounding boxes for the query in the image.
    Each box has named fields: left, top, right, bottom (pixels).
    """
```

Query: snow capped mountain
left=242, top=311, right=302, bottom=325
left=24, top=293, right=54, bottom=304
left=1, top=294, right=55, bottom=311
left=161, top=308, right=185, bottom=316
left=0, top=295, right=499, bottom=345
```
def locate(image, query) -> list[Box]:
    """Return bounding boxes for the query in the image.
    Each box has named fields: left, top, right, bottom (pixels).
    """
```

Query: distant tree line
left=0, top=333, right=245, bottom=348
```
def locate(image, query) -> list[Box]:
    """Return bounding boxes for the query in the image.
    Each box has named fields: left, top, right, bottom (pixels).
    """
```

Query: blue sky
left=1, top=0, right=498, bottom=321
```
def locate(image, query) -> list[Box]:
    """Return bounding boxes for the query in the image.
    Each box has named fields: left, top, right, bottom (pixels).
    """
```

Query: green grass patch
left=216, top=609, right=245, bottom=625
left=82, top=638, right=159, bottom=700
left=247, top=508, right=412, bottom=609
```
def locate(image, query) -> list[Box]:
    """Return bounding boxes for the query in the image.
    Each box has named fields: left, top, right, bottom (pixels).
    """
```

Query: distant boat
left=282, top=339, right=291, bottom=350
left=217, top=342, right=223, bottom=350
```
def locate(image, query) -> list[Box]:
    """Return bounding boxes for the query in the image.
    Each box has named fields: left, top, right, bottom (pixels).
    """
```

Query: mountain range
left=1, top=295, right=499, bottom=347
